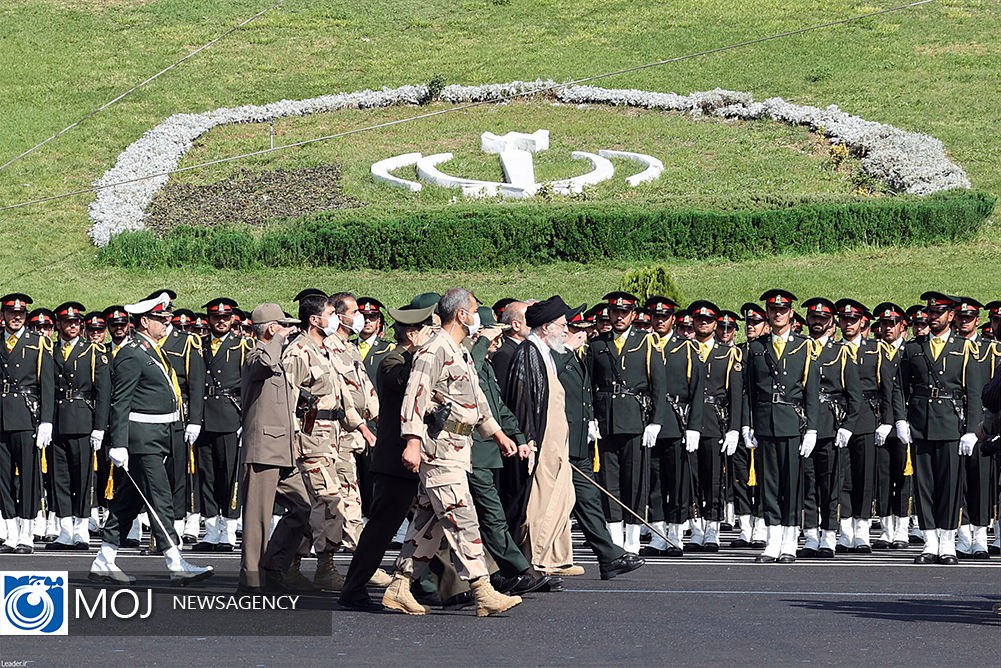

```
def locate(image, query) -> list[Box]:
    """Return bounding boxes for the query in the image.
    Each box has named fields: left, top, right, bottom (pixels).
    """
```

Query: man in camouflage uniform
left=384, top=288, right=522, bottom=617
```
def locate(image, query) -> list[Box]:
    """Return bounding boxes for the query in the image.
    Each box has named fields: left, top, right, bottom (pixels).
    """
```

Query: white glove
left=184, top=423, right=201, bottom=445
left=90, top=430, right=104, bottom=451
left=835, top=428, right=852, bottom=449
left=587, top=420, right=600, bottom=444
left=874, top=423, right=892, bottom=446
left=642, top=424, right=661, bottom=448
left=35, top=422, right=53, bottom=450
left=799, top=430, right=818, bottom=457
left=959, top=433, right=977, bottom=456
left=236, top=426, right=243, bottom=448
left=109, top=447, right=129, bottom=470
left=895, top=420, right=912, bottom=445
left=722, top=430, right=739, bottom=456
left=684, top=430, right=700, bottom=452
left=741, top=425, right=757, bottom=450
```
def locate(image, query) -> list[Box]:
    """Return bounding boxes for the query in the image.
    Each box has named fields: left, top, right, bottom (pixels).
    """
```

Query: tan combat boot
left=283, top=555, right=319, bottom=592
left=470, top=576, right=522, bottom=617
left=367, top=567, right=393, bottom=587
left=313, top=552, right=345, bottom=591
left=381, top=572, right=429, bottom=615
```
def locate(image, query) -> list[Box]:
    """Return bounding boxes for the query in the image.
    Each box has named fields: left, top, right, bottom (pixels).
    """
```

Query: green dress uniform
left=198, top=329, right=251, bottom=544
left=101, top=333, right=183, bottom=549
left=873, top=334, right=913, bottom=548
left=51, top=337, right=111, bottom=530
left=161, top=325, right=206, bottom=524
left=0, top=326, right=55, bottom=525
left=955, top=333, right=993, bottom=556
left=730, top=337, right=762, bottom=546
left=892, top=303, right=984, bottom=563
left=355, top=335, right=394, bottom=517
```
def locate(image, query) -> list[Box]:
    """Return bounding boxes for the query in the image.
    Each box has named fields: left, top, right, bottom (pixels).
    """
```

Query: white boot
left=223, top=517, right=238, bottom=546
left=607, top=521, right=624, bottom=548
left=46, top=511, right=59, bottom=539
left=623, top=524, right=641, bottom=554
left=909, top=515, right=923, bottom=539
left=758, top=525, right=782, bottom=560
left=183, top=513, right=201, bottom=541
left=667, top=523, right=684, bottom=553
left=938, top=529, right=957, bottom=558
left=704, top=521, right=721, bottom=548
left=737, top=514, right=752, bottom=543
left=34, top=510, right=47, bottom=539
left=164, top=546, right=214, bottom=583
left=751, top=517, right=767, bottom=544
left=892, top=515, right=909, bottom=545
left=689, top=518, right=706, bottom=546
left=17, top=518, right=35, bottom=550
left=52, top=516, right=75, bottom=546
left=956, top=524, right=973, bottom=555
left=3, top=519, right=17, bottom=547
left=0, top=515, right=6, bottom=543
left=127, top=515, right=143, bottom=542
left=820, top=529, right=838, bottom=553
left=646, top=521, right=669, bottom=551
left=802, top=527, right=820, bottom=551
left=89, top=507, right=101, bottom=532
left=639, top=523, right=651, bottom=537
left=837, top=518, right=854, bottom=550
left=201, top=515, right=220, bottom=545
left=725, top=502, right=735, bottom=526
left=972, top=526, right=988, bottom=556
left=74, top=517, right=90, bottom=546
left=89, top=542, right=134, bottom=585
left=853, top=518, right=872, bottom=551
left=992, top=520, right=1001, bottom=550
left=780, top=525, right=798, bottom=558
left=920, top=529, right=939, bottom=557
left=173, top=519, right=185, bottom=543
left=875, top=516, right=893, bottom=547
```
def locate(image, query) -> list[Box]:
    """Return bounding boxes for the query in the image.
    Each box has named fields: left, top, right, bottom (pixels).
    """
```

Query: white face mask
left=346, top=312, right=364, bottom=335
left=465, top=311, right=481, bottom=337
left=319, top=315, right=338, bottom=337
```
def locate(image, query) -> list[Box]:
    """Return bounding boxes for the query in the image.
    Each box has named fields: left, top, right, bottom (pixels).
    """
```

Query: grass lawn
left=0, top=0, right=998, bottom=313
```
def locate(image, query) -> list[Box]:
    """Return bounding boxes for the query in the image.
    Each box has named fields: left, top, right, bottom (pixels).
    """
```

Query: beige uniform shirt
left=282, top=333, right=363, bottom=458
left=325, top=331, right=379, bottom=454
left=400, top=330, right=500, bottom=470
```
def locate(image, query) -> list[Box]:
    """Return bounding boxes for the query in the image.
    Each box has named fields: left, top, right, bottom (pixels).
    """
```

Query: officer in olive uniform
left=688, top=300, right=741, bottom=552
left=45, top=302, right=111, bottom=550
left=93, top=306, right=131, bottom=521
left=193, top=297, right=250, bottom=552
left=742, top=290, right=820, bottom=563
left=155, top=292, right=207, bottom=545
left=892, top=292, right=984, bottom=564
left=907, top=305, right=930, bottom=339
left=0, top=293, right=55, bottom=554
left=799, top=298, right=861, bottom=558
left=981, top=300, right=1001, bottom=556
left=584, top=292, right=668, bottom=553
left=354, top=297, right=394, bottom=517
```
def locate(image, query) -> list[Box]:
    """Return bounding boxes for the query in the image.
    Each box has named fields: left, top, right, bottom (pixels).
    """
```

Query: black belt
left=596, top=385, right=649, bottom=397
left=665, top=393, right=687, bottom=406
left=61, top=390, right=95, bottom=401
left=207, top=386, right=239, bottom=397
left=758, top=392, right=803, bottom=407
left=705, top=395, right=728, bottom=406
left=912, top=388, right=962, bottom=400
left=1, top=382, right=38, bottom=397
left=316, top=408, right=346, bottom=421
left=861, top=390, right=879, bottom=400
left=818, top=391, right=847, bottom=404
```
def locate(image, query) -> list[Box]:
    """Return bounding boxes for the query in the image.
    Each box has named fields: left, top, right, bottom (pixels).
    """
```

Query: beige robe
left=520, top=363, right=576, bottom=569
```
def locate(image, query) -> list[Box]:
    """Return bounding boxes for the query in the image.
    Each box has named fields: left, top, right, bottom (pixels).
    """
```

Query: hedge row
left=97, top=190, right=995, bottom=271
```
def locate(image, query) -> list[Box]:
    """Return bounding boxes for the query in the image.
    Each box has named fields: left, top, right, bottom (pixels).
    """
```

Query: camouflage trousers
left=396, top=462, right=489, bottom=581
left=297, top=454, right=347, bottom=554
left=334, top=446, right=364, bottom=550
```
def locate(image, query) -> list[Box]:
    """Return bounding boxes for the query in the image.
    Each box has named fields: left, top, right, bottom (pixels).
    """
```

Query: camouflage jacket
left=325, top=331, right=379, bottom=453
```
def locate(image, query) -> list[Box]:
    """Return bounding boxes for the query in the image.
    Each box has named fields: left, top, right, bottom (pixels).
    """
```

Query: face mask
left=320, top=316, right=338, bottom=337
left=347, top=313, right=364, bottom=335
left=465, top=311, right=481, bottom=337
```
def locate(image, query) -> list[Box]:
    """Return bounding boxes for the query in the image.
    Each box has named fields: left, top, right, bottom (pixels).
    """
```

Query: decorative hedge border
left=97, top=189, right=995, bottom=271
left=88, top=81, right=973, bottom=246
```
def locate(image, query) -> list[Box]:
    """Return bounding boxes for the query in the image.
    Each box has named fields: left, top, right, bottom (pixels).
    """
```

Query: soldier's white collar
left=614, top=326, right=631, bottom=341
left=845, top=334, right=863, bottom=348
left=361, top=333, right=378, bottom=346
left=771, top=328, right=793, bottom=343
left=6, top=326, right=25, bottom=340
left=892, top=337, right=904, bottom=350
left=696, top=337, right=715, bottom=352
left=813, top=334, right=830, bottom=347
left=60, top=336, right=80, bottom=348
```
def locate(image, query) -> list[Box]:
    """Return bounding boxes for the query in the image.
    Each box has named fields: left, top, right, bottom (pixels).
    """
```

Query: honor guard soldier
left=688, top=300, right=740, bottom=552
left=45, top=302, right=110, bottom=550
left=834, top=298, right=892, bottom=553
left=355, top=297, right=395, bottom=383
left=88, top=292, right=212, bottom=585
left=892, top=292, right=984, bottom=564
left=675, top=310, right=695, bottom=339
left=193, top=297, right=251, bottom=552
left=871, top=302, right=914, bottom=549
left=84, top=312, right=107, bottom=344
left=155, top=294, right=207, bottom=545
left=951, top=298, right=992, bottom=558
left=585, top=292, right=668, bottom=553
left=27, top=308, right=55, bottom=339
left=980, top=300, right=1001, bottom=555
left=0, top=293, right=55, bottom=554
left=798, top=298, right=861, bottom=558
left=742, top=290, right=819, bottom=563
left=715, top=311, right=740, bottom=347
left=907, top=305, right=930, bottom=338
left=93, top=305, right=132, bottom=525
left=715, top=309, right=741, bottom=527
left=633, top=308, right=653, bottom=333
left=188, top=313, right=209, bottom=340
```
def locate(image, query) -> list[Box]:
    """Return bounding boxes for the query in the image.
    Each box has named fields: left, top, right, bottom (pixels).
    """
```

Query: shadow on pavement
left=785, top=597, right=1001, bottom=625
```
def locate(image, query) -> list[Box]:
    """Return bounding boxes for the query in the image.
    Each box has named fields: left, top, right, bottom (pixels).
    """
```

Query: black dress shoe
left=703, top=542, right=719, bottom=553
left=777, top=553, right=796, bottom=564
left=835, top=544, right=850, bottom=554
left=663, top=546, right=684, bottom=558
left=539, top=577, right=564, bottom=592
left=638, top=546, right=665, bottom=557
left=854, top=545, right=872, bottom=554
left=891, top=540, right=909, bottom=550
left=871, top=539, right=890, bottom=550
left=191, top=541, right=215, bottom=552
left=720, top=523, right=733, bottom=532
left=729, top=538, right=751, bottom=549
left=754, top=554, right=776, bottom=563
left=936, top=554, right=958, bottom=565
left=972, top=550, right=989, bottom=560
left=956, top=550, right=972, bottom=560
left=72, top=541, right=90, bottom=550
left=914, top=552, right=937, bottom=564
left=908, top=534, right=924, bottom=545
left=40, top=535, right=56, bottom=543
left=509, top=573, right=551, bottom=595
left=989, top=545, right=1000, bottom=555
left=797, top=547, right=818, bottom=559
left=441, top=592, right=474, bottom=610
left=121, top=538, right=141, bottom=548
left=599, top=554, right=644, bottom=580
left=750, top=540, right=766, bottom=549
left=817, top=548, right=835, bottom=559
left=214, top=543, right=234, bottom=552
left=490, top=573, right=519, bottom=594
left=0, top=544, right=14, bottom=554
left=683, top=542, right=704, bottom=553
left=14, top=545, right=33, bottom=554
left=182, top=535, right=197, bottom=545
left=140, top=546, right=164, bottom=556
left=45, top=541, right=74, bottom=551
left=338, top=596, right=384, bottom=613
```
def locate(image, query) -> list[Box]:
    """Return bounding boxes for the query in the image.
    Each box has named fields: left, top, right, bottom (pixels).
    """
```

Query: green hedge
left=97, top=189, right=995, bottom=271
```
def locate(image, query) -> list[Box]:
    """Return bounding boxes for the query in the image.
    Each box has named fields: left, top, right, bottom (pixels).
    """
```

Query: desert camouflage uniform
left=394, top=331, right=501, bottom=581
left=282, top=334, right=362, bottom=554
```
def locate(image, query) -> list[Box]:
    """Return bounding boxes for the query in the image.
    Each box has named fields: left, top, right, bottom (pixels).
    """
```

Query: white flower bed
left=88, top=80, right=971, bottom=246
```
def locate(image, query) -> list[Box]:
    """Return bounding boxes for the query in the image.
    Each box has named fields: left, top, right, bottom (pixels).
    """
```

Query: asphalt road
left=2, top=529, right=998, bottom=666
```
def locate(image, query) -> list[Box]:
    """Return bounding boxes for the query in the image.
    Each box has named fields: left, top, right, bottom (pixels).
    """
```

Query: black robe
left=501, top=339, right=550, bottom=534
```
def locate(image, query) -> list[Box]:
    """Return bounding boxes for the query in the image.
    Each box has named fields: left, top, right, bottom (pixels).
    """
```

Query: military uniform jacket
left=490, top=336, right=520, bottom=395
left=371, top=347, right=416, bottom=480
left=54, top=338, right=111, bottom=436
left=698, top=340, right=742, bottom=440
left=0, top=328, right=55, bottom=432
left=470, top=338, right=526, bottom=470
left=979, top=339, right=1001, bottom=382
left=891, top=332, right=984, bottom=441
left=585, top=328, right=668, bottom=437
left=161, top=326, right=206, bottom=426
left=202, top=332, right=251, bottom=433
left=658, top=335, right=705, bottom=439
left=811, top=339, right=861, bottom=439
left=400, top=330, right=501, bottom=471
left=109, top=334, right=180, bottom=456
left=743, top=332, right=820, bottom=438
left=357, top=337, right=395, bottom=386
left=282, top=333, right=362, bottom=459
left=553, top=348, right=594, bottom=461
left=843, top=337, right=893, bottom=433
left=876, top=339, right=905, bottom=422
left=326, top=332, right=379, bottom=453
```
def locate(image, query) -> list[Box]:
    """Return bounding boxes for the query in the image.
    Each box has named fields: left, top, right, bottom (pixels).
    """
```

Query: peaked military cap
left=873, top=302, right=907, bottom=322
left=920, top=291, right=961, bottom=311
left=906, top=304, right=929, bottom=323
left=145, top=289, right=177, bottom=304
left=84, top=312, right=107, bottom=329
left=717, top=310, right=741, bottom=327
left=357, top=297, right=385, bottom=316
left=54, top=301, right=86, bottom=320
left=567, top=304, right=593, bottom=329
left=984, top=301, right=1001, bottom=318
left=409, top=292, right=441, bottom=310
left=388, top=303, right=436, bottom=327
left=492, top=298, right=518, bottom=320
left=688, top=300, right=720, bottom=319
left=28, top=308, right=54, bottom=327
left=1, top=293, right=32, bottom=312
left=293, top=288, right=327, bottom=302
left=954, top=297, right=983, bottom=314
left=835, top=298, right=868, bottom=319
left=644, top=296, right=679, bottom=315
left=172, top=308, right=195, bottom=327
left=802, top=297, right=837, bottom=316
left=741, top=302, right=766, bottom=322
left=633, top=308, right=652, bottom=326
left=760, top=289, right=796, bottom=307
left=203, top=297, right=238, bottom=315
left=102, top=305, right=130, bottom=324
left=603, top=291, right=639, bottom=310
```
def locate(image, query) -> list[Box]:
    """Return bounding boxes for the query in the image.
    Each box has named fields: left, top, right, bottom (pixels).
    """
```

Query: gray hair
left=500, top=302, right=527, bottom=326
left=252, top=322, right=271, bottom=338
left=437, top=288, right=474, bottom=324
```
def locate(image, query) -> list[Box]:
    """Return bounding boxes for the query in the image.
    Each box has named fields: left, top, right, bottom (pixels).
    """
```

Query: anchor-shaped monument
left=371, top=130, right=663, bottom=198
